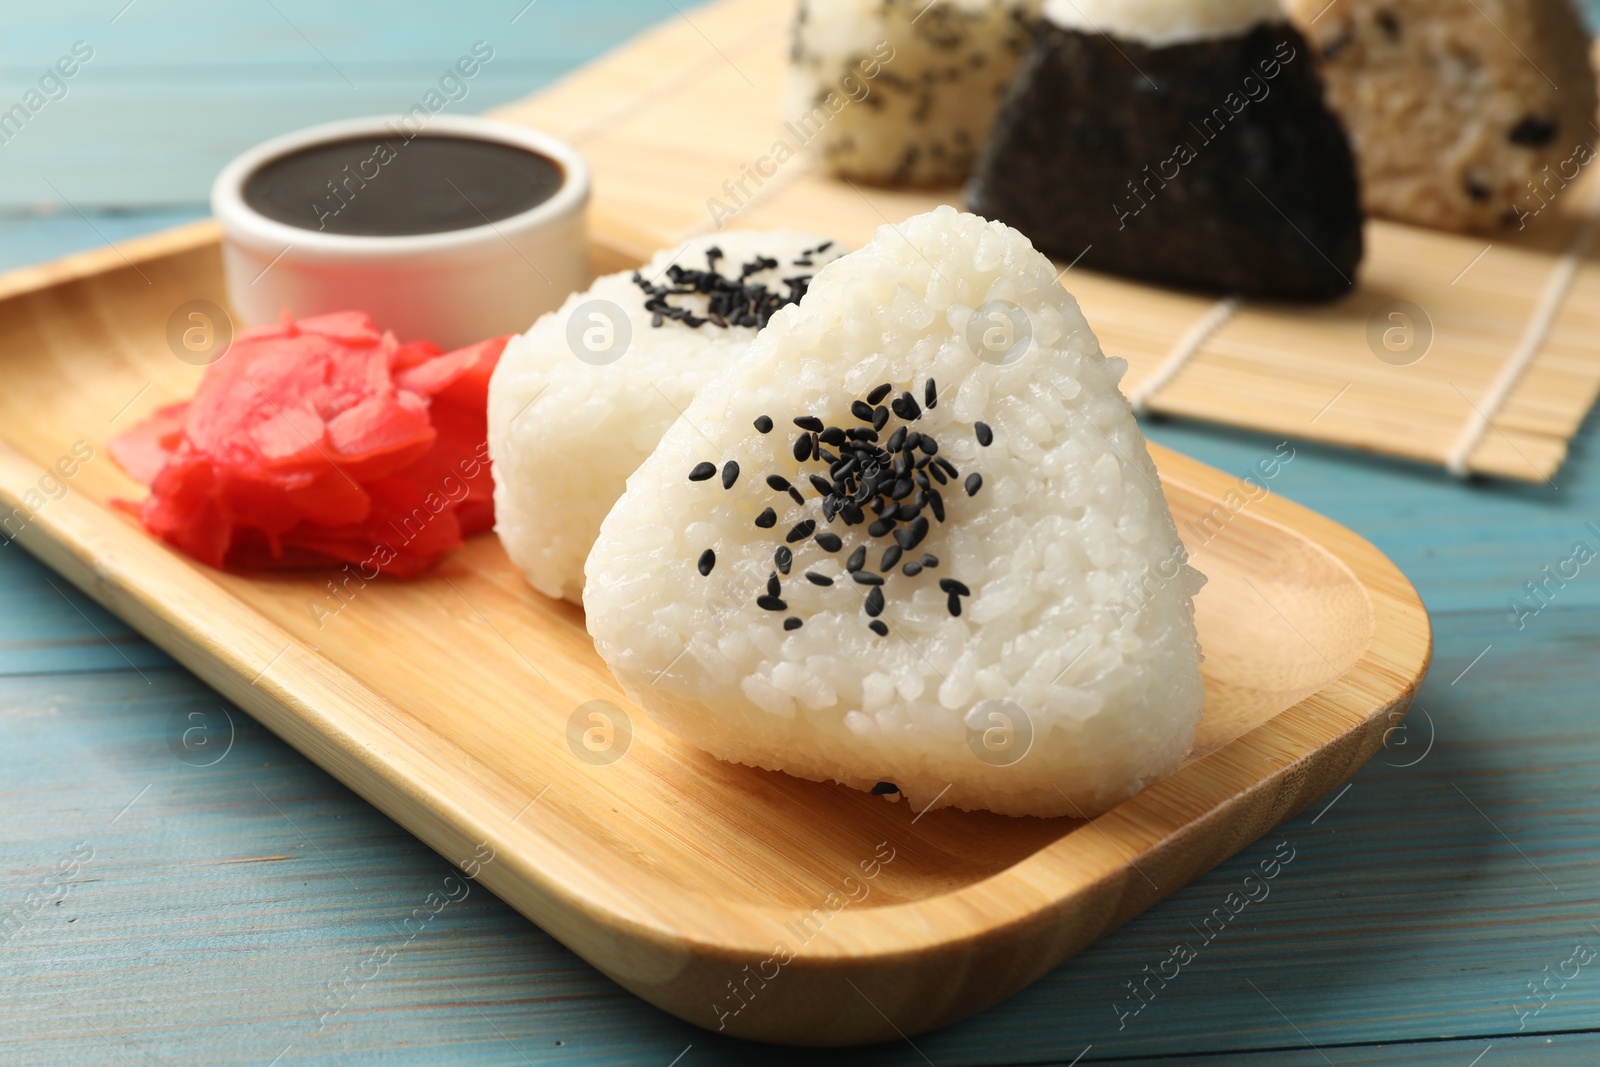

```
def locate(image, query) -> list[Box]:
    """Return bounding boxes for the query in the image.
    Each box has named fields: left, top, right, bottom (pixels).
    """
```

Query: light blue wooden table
left=6, top=4, right=1600, bottom=1064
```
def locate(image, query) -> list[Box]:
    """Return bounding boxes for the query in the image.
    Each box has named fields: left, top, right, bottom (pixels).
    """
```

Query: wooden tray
left=485, top=0, right=1600, bottom=484
left=0, top=222, right=1429, bottom=1044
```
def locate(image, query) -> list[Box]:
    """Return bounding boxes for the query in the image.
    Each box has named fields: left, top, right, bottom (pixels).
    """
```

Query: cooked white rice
left=788, top=0, right=1041, bottom=187
left=584, top=206, right=1205, bottom=818
left=488, top=231, right=844, bottom=603
left=1041, top=0, right=1280, bottom=46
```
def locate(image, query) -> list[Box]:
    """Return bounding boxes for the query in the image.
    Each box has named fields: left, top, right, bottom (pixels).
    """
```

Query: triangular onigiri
left=967, top=0, right=1362, bottom=300
left=584, top=207, right=1204, bottom=818
left=489, top=232, right=845, bottom=603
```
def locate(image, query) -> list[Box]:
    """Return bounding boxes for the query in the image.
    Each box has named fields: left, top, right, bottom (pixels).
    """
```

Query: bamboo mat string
left=1128, top=296, right=1241, bottom=414
left=1446, top=181, right=1600, bottom=477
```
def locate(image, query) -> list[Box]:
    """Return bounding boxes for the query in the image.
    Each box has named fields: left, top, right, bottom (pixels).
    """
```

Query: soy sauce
left=243, top=133, right=565, bottom=237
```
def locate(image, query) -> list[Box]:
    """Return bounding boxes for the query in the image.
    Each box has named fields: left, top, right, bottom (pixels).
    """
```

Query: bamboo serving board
left=484, top=0, right=1600, bottom=484
left=0, top=219, right=1429, bottom=1043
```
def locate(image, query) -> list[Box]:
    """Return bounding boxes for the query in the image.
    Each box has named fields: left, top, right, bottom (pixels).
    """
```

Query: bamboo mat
left=488, top=0, right=1600, bottom=483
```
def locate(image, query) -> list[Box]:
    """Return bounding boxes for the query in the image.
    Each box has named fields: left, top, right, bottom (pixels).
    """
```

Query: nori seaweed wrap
left=967, top=13, right=1363, bottom=300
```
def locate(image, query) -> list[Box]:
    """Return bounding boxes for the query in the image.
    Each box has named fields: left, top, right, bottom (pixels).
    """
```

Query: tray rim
left=0, top=226, right=1433, bottom=1041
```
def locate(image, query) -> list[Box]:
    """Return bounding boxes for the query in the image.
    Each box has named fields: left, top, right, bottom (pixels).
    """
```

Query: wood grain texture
left=0, top=220, right=1429, bottom=1042
left=2, top=605, right=1595, bottom=1065
left=0, top=543, right=173, bottom=676
left=2, top=0, right=1597, bottom=1062
left=489, top=0, right=1600, bottom=483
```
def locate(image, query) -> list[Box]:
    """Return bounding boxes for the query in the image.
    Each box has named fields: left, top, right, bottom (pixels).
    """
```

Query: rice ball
left=584, top=207, right=1205, bottom=818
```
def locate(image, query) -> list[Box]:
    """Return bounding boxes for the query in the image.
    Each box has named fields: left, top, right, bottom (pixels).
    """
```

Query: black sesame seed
left=815, top=532, right=843, bottom=552
left=794, top=435, right=813, bottom=462
left=920, top=436, right=938, bottom=456
left=754, top=415, right=773, bottom=433
left=784, top=616, right=803, bottom=631
left=867, top=383, right=893, bottom=405
left=927, top=463, right=948, bottom=485
left=767, top=572, right=782, bottom=596
left=841, top=503, right=864, bottom=525
left=766, top=474, right=791, bottom=492
left=965, top=473, right=983, bottom=497
left=847, top=546, right=866, bottom=572
left=881, top=545, right=903, bottom=571
left=922, top=553, right=939, bottom=567
left=865, top=587, right=885, bottom=617
left=902, top=561, right=923, bottom=577
left=689, top=461, right=716, bottom=482
left=851, top=400, right=875, bottom=422
left=895, top=516, right=929, bottom=550
left=757, top=595, right=787, bottom=612
left=936, top=457, right=959, bottom=479
left=868, top=518, right=895, bottom=537
left=1510, top=115, right=1561, bottom=146
left=820, top=426, right=845, bottom=446
left=794, top=416, right=824, bottom=432
left=939, top=578, right=971, bottom=596
left=808, top=474, right=833, bottom=497
left=869, top=620, right=889, bottom=637
left=805, top=571, right=834, bottom=586
left=975, top=422, right=993, bottom=447
left=925, top=379, right=937, bottom=409
left=872, top=406, right=890, bottom=432
left=887, top=426, right=907, bottom=452
left=755, top=507, right=777, bottom=529
left=892, top=392, right=922, bottom=421
left=721, top=461, right=740, bottom=489
left=775, top=547, right=792, bottom=575
left=786, top=520, right=816, bottom=543
left=697, top=549, right=715, bottom=576
left=929, top=489, right=945, bottom=523
left=947, top=593, right=962, bottom=617
left=788, top=486, right=806, bottom=507
left=853, top=571, right=884, bottom=586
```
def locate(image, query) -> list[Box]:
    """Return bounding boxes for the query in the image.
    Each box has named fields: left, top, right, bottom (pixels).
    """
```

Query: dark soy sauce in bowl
left=243, top=134, right=566, bottom=237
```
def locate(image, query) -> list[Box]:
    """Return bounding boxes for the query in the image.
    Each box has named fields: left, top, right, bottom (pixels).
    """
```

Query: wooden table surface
left=6, top=3, right=1600, bottom=1064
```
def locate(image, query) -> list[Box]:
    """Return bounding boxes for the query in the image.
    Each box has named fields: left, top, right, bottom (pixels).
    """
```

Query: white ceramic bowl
left=212, top=115, right=589, bottom=349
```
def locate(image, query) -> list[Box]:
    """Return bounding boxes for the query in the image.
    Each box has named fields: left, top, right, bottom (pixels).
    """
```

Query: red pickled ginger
left=110, top=311, right=507, bottom=579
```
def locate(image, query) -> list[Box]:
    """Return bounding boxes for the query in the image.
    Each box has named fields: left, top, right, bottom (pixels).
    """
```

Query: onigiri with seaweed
left=968, top=0, right=1363, bottom=300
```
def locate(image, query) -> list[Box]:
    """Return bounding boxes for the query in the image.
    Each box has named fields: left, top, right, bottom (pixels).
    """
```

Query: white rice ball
left=488, top=232, right=845, bottom=603
left=788, top=0, right=1041, bottom=187
left=584, top=206, right=1205, bottom=818
left=1042, top=0, right=1281, bottom=46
